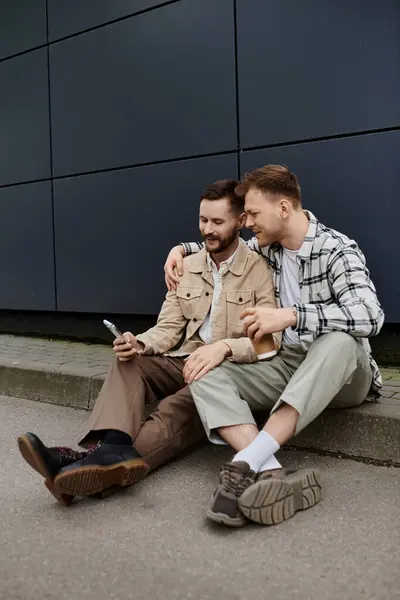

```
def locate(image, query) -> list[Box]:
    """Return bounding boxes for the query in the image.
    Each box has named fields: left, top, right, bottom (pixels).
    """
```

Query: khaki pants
left=190, top=332, right=373, bottom=442
left=79, top=355, right=206, bottom=471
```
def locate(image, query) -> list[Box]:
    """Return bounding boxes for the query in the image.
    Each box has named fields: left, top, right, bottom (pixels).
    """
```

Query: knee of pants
left=324, top=331, right=356, bottom=348
left=134, top=411, right=205, bottom=464
left=314, top=331, right=357, bottom=368
left=110, top=355, right=138, bottom=372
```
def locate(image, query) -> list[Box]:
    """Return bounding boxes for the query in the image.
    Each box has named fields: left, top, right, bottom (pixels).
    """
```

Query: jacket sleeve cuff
left=221, top=338, right=258, bottom=363
left=180, top=242, right=203, bottom=256
left=135, top=334, right=155, bottom=356
left=293, top=303, right=319, bottom=334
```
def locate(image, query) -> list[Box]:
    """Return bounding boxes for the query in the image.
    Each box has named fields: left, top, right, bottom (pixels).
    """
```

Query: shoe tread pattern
left=239, top=468, right=321, bottom=525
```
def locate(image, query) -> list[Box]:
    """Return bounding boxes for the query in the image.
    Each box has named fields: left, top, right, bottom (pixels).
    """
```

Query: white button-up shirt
left=198, top=248, right=238, bottom=344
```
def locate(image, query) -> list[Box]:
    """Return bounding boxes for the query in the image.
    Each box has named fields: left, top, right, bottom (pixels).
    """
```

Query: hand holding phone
left=103, top=319, right=138, bottom=362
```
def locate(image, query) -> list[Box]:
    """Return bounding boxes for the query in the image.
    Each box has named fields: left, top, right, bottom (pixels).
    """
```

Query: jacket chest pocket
left=177, top=286, right=203, bottom=320
left=226, top=290, right=253, bottom=329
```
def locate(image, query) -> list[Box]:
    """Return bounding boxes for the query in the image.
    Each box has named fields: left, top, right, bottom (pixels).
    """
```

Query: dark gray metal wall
left=0, top=0, right=398, bottom=320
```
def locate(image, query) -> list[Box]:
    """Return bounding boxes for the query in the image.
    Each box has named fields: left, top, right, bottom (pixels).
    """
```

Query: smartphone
left=103, top=319, right=123, bottom=339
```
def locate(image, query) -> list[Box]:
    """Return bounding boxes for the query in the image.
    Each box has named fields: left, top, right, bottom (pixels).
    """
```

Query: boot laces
left=55, top=446, right=85, bottom=460
left=55, top=442, right=99, bottom=461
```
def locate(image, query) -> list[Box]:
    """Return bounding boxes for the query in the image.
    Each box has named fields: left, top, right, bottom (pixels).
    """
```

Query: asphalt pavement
left=1, top=394, right=399, bottom=600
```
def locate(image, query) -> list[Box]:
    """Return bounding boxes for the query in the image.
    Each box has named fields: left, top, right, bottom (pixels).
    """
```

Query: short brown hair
left=201, top=179, right=244, bottom=215
left=236, top=165, right=301, bottom=207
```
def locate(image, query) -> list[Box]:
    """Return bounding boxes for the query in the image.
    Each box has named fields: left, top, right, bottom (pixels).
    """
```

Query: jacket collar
left=188, top=238, right=249, bottom=277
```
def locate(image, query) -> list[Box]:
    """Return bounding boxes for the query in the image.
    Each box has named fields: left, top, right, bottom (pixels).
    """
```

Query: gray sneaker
left=238, top=467, right=322, bottom=525
left=206, top=461, right=257, bottom=527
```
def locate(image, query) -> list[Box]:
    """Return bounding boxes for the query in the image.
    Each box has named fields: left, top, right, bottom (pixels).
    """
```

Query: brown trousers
left=79, top=355, right=206, bottom=471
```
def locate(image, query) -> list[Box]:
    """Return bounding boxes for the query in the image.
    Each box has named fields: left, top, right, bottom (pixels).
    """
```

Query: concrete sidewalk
left=2, top=394, right=399, bottom=600
left=0, top=334, right=399, bottom=463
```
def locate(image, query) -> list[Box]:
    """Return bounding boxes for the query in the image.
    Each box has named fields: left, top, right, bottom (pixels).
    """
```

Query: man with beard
left=164, top=164, right=384, bottom=528
left=18, top=178, right=279, bottom=505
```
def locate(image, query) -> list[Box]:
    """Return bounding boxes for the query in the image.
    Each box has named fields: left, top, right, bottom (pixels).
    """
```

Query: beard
left=202, top=229, right=238, bottom=255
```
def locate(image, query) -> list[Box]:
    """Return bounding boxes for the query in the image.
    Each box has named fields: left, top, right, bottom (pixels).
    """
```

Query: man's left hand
left=241, top=306, right=296, bottom=341
left=183, top=342, right=231, bottom=384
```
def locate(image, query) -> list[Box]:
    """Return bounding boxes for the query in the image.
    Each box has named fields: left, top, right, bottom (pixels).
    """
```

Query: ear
left=238, top=211, right=247, bottom=228
left=279, top=199, right=291, bottom=219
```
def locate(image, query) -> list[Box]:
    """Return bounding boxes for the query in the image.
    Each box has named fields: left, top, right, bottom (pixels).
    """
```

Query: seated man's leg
left=189, top=346, right=304, bottom=526
left=79, top=355, right=185, bottom=446
left=239, top=332, right=372, bottom=525
left=19, top=355, right=185, bottom=501
left=267, top=331, right=372, bottom=436
left=134, top=386, right=206, bottom=472
left=52, top=355, right=186, bottom=495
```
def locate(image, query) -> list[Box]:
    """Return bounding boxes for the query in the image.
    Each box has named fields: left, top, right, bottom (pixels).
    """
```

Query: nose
left=204, top=223, right=215, bottom=236
left=245, top=215, right=254, bottom=229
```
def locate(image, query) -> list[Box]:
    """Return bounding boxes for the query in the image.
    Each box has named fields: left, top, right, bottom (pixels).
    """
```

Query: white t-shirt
left=280, top=247, right=301, bottom=346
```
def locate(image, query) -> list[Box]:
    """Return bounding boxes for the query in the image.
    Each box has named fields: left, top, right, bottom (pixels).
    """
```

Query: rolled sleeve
left=222, top=337, right=258, bottom=363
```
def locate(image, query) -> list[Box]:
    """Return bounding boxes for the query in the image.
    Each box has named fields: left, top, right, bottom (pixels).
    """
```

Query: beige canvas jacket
left=136, top=239, right=280, bottom=363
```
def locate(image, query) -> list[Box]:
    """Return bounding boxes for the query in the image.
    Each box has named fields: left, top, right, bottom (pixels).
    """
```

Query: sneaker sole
left=53, top=459, right=149, bottom=495
left=205, top=508, right=247, bottom=528
left=238, top=468, right=322, bottom=526
left=17, top=434, right=52, bottom=480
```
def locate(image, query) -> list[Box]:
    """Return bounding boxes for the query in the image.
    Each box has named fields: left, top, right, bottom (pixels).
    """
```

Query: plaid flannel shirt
left=181, top=211, right=384, bottom=397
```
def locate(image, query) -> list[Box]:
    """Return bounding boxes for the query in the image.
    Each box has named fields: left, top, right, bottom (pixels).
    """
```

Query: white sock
left=232, top=431, right=280, bottom=472
left=258, top=454, right=282, bottom=472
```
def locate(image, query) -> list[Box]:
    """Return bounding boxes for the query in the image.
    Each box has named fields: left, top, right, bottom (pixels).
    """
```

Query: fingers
left=114, top=346, right=136, bottom=357
left=242, top=314, right=257, bottom=336
left=164, top=246, right=185, bottom=290
left=118, top=355, right=136, bottom=362
left=114, top=342, right=132, bottom=353
left=113, top=334, right=137, bottom=361
left=166, top=268, right=179, bottom=292
left=247, top=322, right=260, bottom=339
left=113, top=335, right=126, bottom=347
left=165, top=268, right=180, bottom=291
left=114, top=332, right=135, bottom=349
left=176, top=256, right=184, bottom=277
left=240, top=307, right=257, bottom=320
left=122, top=331, right=136, bottom=345
left=193, top=363, right=212, bottom=381
left=115, top=348, right=137, bottom=361
left=183, top=351, right=203, bottom=383
left=185, top=359, right=208, bottom=384
left=182, top=355, right=196, bottom=381
left=253, top=327, right=268, bottom=343
left=168, top=267, right=181, bottom=284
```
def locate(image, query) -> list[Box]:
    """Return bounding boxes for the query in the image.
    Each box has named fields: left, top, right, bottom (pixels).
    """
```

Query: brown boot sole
left=44, top=480, right=122, bottom=506
left=238, top=468, right=322, bottom=526
left=53, top=459, right=149, bottom=496
left=44, top=479, right=74, bottom=507
left=17, top=434, right=52, bottom=479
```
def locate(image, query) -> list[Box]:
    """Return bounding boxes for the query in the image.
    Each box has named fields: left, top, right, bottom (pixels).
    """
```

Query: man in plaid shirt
left=165, top=164, right=384, bottom=528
